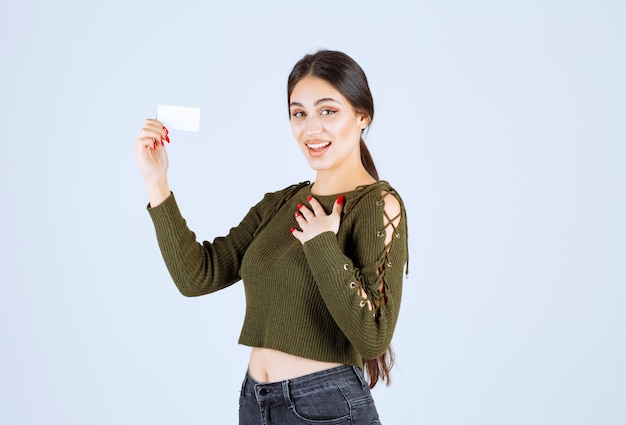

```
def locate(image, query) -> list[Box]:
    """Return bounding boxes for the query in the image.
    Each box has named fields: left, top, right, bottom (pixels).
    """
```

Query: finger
left=136, top=136, right=155, bottom=150
left=138, top=130, right=164, bottom=145
left=141, top=119, right=167, bottom=140
left=290, top=227, right=304, bottom=243
left=332, top=195, right=344, bottom=217
left=146, top=119, right=169, bottom=142
left=137, top=136, right=159, bottom=147
left=140, top=126, right=167, bottom=141
left=144, top=118, right=164, bottom=129
left=306, top=196, right=327, bottom=217
left=137, top=136, right=163, bottom=152
left=138, top=130, right=167, bottom=150
left=296, top=203, right=315, bottom=221
left=294, top=209, right=308, bottom=225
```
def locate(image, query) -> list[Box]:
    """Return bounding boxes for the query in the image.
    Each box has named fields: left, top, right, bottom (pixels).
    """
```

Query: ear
left=357, top=113, right=370, bottom=130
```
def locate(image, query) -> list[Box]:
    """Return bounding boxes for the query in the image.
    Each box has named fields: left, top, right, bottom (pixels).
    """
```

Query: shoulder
left=346, top=181, right=404, bottom=213
left=254, top=181, right=310, bottom=211
left=345, top=181, right=406, bottom=240
left=278, top=181, right=311, bottom=198
left=378, top=181, right=403, bottom=222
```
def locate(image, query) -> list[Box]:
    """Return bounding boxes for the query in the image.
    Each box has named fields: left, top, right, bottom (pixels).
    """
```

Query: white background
left=1, top=1, right=624, bottom=424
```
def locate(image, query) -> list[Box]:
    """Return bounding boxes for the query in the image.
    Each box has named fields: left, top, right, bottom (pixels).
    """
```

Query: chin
left=305, top=158, right=332, bottom=172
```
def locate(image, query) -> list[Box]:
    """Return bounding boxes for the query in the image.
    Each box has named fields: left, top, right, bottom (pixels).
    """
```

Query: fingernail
left=160, top=140, right=165, bottom=146
left=163, top=126, right=169, bottom=134
left=289, top=227, right=295, bottom=233
left=165, top=134, right=170, bottom=143
left=337, top=195, right=344, bottom=205
left=295, top=211, right=301, bottom=217
left=297, top=203, right=303, bottom=209
left=307, top=196, right=313, bottom=201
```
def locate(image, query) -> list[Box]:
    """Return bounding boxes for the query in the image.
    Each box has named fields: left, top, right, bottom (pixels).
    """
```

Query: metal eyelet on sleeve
left=343, top=263, right=349, bottom=271
left=359, top=300, right=366, bottom=308
left=349, top=282, right=357, bottom=289
left=377, top=230, right=385, bottom=237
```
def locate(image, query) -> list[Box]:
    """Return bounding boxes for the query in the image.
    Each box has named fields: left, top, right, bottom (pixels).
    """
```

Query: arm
left=302, top=189, right=407, bottom=359
left=147, top=189, right=288, bottom=297
left=135, top=118, right=305, bottom=296
left=135, top=118, right=228, bottom=295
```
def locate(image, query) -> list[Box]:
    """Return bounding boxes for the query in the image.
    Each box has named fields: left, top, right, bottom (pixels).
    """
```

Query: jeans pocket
left=290, top=386, right=351, bottom=424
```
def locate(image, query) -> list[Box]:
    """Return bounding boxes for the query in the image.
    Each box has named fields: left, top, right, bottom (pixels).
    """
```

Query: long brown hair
left=288, top=50, right=393, bottom=388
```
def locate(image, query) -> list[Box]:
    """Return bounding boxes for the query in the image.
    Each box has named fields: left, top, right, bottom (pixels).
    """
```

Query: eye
left=291, top=111, right=304, bottom=118
left=320, top=109, right=336, bottom=116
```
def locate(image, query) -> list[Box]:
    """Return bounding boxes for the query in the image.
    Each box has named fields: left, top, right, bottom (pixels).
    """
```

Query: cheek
left=290, top=120, right=303, bottom=138
left=333, top=118, right=358, bottom=139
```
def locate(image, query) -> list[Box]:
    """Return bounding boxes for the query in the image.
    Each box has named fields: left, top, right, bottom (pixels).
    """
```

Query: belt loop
left=352, top=366, right=367, bottom=389
left=282, top=380, right=294, bottom=409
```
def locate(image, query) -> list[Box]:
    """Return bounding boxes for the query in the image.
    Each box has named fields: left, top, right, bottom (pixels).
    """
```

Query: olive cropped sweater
left=147, top=181, right=408, bottom=367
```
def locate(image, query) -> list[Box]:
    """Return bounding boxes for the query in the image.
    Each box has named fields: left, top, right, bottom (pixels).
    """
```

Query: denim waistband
left=242, top=365, right=366, bottom=403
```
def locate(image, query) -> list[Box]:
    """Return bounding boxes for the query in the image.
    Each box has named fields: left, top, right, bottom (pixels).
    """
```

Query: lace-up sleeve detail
left=302, top=184, right=408, bottom=360
left=357, top=189, right=403, bottom=310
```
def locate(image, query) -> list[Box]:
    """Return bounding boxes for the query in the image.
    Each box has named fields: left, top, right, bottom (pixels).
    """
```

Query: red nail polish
left=337, top=195, right=344, bottom=205
left=163, top=126, right=169, bottom=134
left=289, top=227, right=295, bottom=233
left=307, top=196, right=312, bottom=201
left=165, top=134, right=170, bottom=143
left=297, top=203, right=303, bottom=209
left=295, top=211, right=301, bottom=217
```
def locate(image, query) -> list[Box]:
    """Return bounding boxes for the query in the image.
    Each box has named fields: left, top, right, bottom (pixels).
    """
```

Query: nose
left=305, top=114, right=322, bottom=136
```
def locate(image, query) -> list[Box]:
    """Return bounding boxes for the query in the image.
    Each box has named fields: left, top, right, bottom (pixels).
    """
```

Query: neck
left=312, top=165, right=376, bottom=195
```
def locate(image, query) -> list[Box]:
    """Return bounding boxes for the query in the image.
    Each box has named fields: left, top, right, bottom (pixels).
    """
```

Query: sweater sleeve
left=302, top=190, right=408, bottom=360
left=147, top=190, right=286, bottom=297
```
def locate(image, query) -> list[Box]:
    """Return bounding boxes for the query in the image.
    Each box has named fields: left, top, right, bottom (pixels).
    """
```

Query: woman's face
left=289, top=76, right=369, bottom=174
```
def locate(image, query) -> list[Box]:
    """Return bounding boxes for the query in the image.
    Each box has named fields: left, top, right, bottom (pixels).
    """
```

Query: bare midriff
left=248, top=347, right=343, bottom=383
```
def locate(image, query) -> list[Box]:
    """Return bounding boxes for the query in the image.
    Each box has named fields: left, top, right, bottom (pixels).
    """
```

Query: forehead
left=290, top=76, right=346, bottom=105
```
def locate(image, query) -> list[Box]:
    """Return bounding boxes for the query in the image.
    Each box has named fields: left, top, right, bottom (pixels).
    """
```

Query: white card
left=156, top=104, right=201, bottom=132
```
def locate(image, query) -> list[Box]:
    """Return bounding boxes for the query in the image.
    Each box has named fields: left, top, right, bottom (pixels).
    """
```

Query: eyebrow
left=289, top=97, right=342, bottom=108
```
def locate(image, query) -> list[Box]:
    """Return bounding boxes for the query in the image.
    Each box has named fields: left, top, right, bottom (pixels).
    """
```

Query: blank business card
left=156, top=104, right=201, bottom=132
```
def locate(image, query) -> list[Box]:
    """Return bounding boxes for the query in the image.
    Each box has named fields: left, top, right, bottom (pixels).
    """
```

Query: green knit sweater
left=147, top=180, right=408, bottom=367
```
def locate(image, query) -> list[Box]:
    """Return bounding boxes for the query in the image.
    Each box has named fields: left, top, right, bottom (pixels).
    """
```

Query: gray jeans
left=238, top=365, right=382, bottom=425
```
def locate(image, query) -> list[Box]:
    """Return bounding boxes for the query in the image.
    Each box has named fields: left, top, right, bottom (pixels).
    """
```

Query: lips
left=307, top=141, right=330, bottom=149
left=306, top=141, right=331, bottom=157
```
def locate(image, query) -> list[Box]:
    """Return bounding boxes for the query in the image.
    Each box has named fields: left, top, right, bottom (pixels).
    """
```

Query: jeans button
left=259, top=388, right=267, bottom=396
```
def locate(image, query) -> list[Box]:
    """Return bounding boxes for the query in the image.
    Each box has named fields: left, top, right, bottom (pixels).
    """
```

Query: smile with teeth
left=306, top=141, right=331, bottom=150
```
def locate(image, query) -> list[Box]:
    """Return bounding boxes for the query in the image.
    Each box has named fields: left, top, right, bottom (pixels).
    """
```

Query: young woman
left=135, top=50, right=408, bottom=425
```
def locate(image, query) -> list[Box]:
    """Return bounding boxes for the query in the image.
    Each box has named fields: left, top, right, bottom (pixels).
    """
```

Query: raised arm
left=134, top=118, right=305, bottom=296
